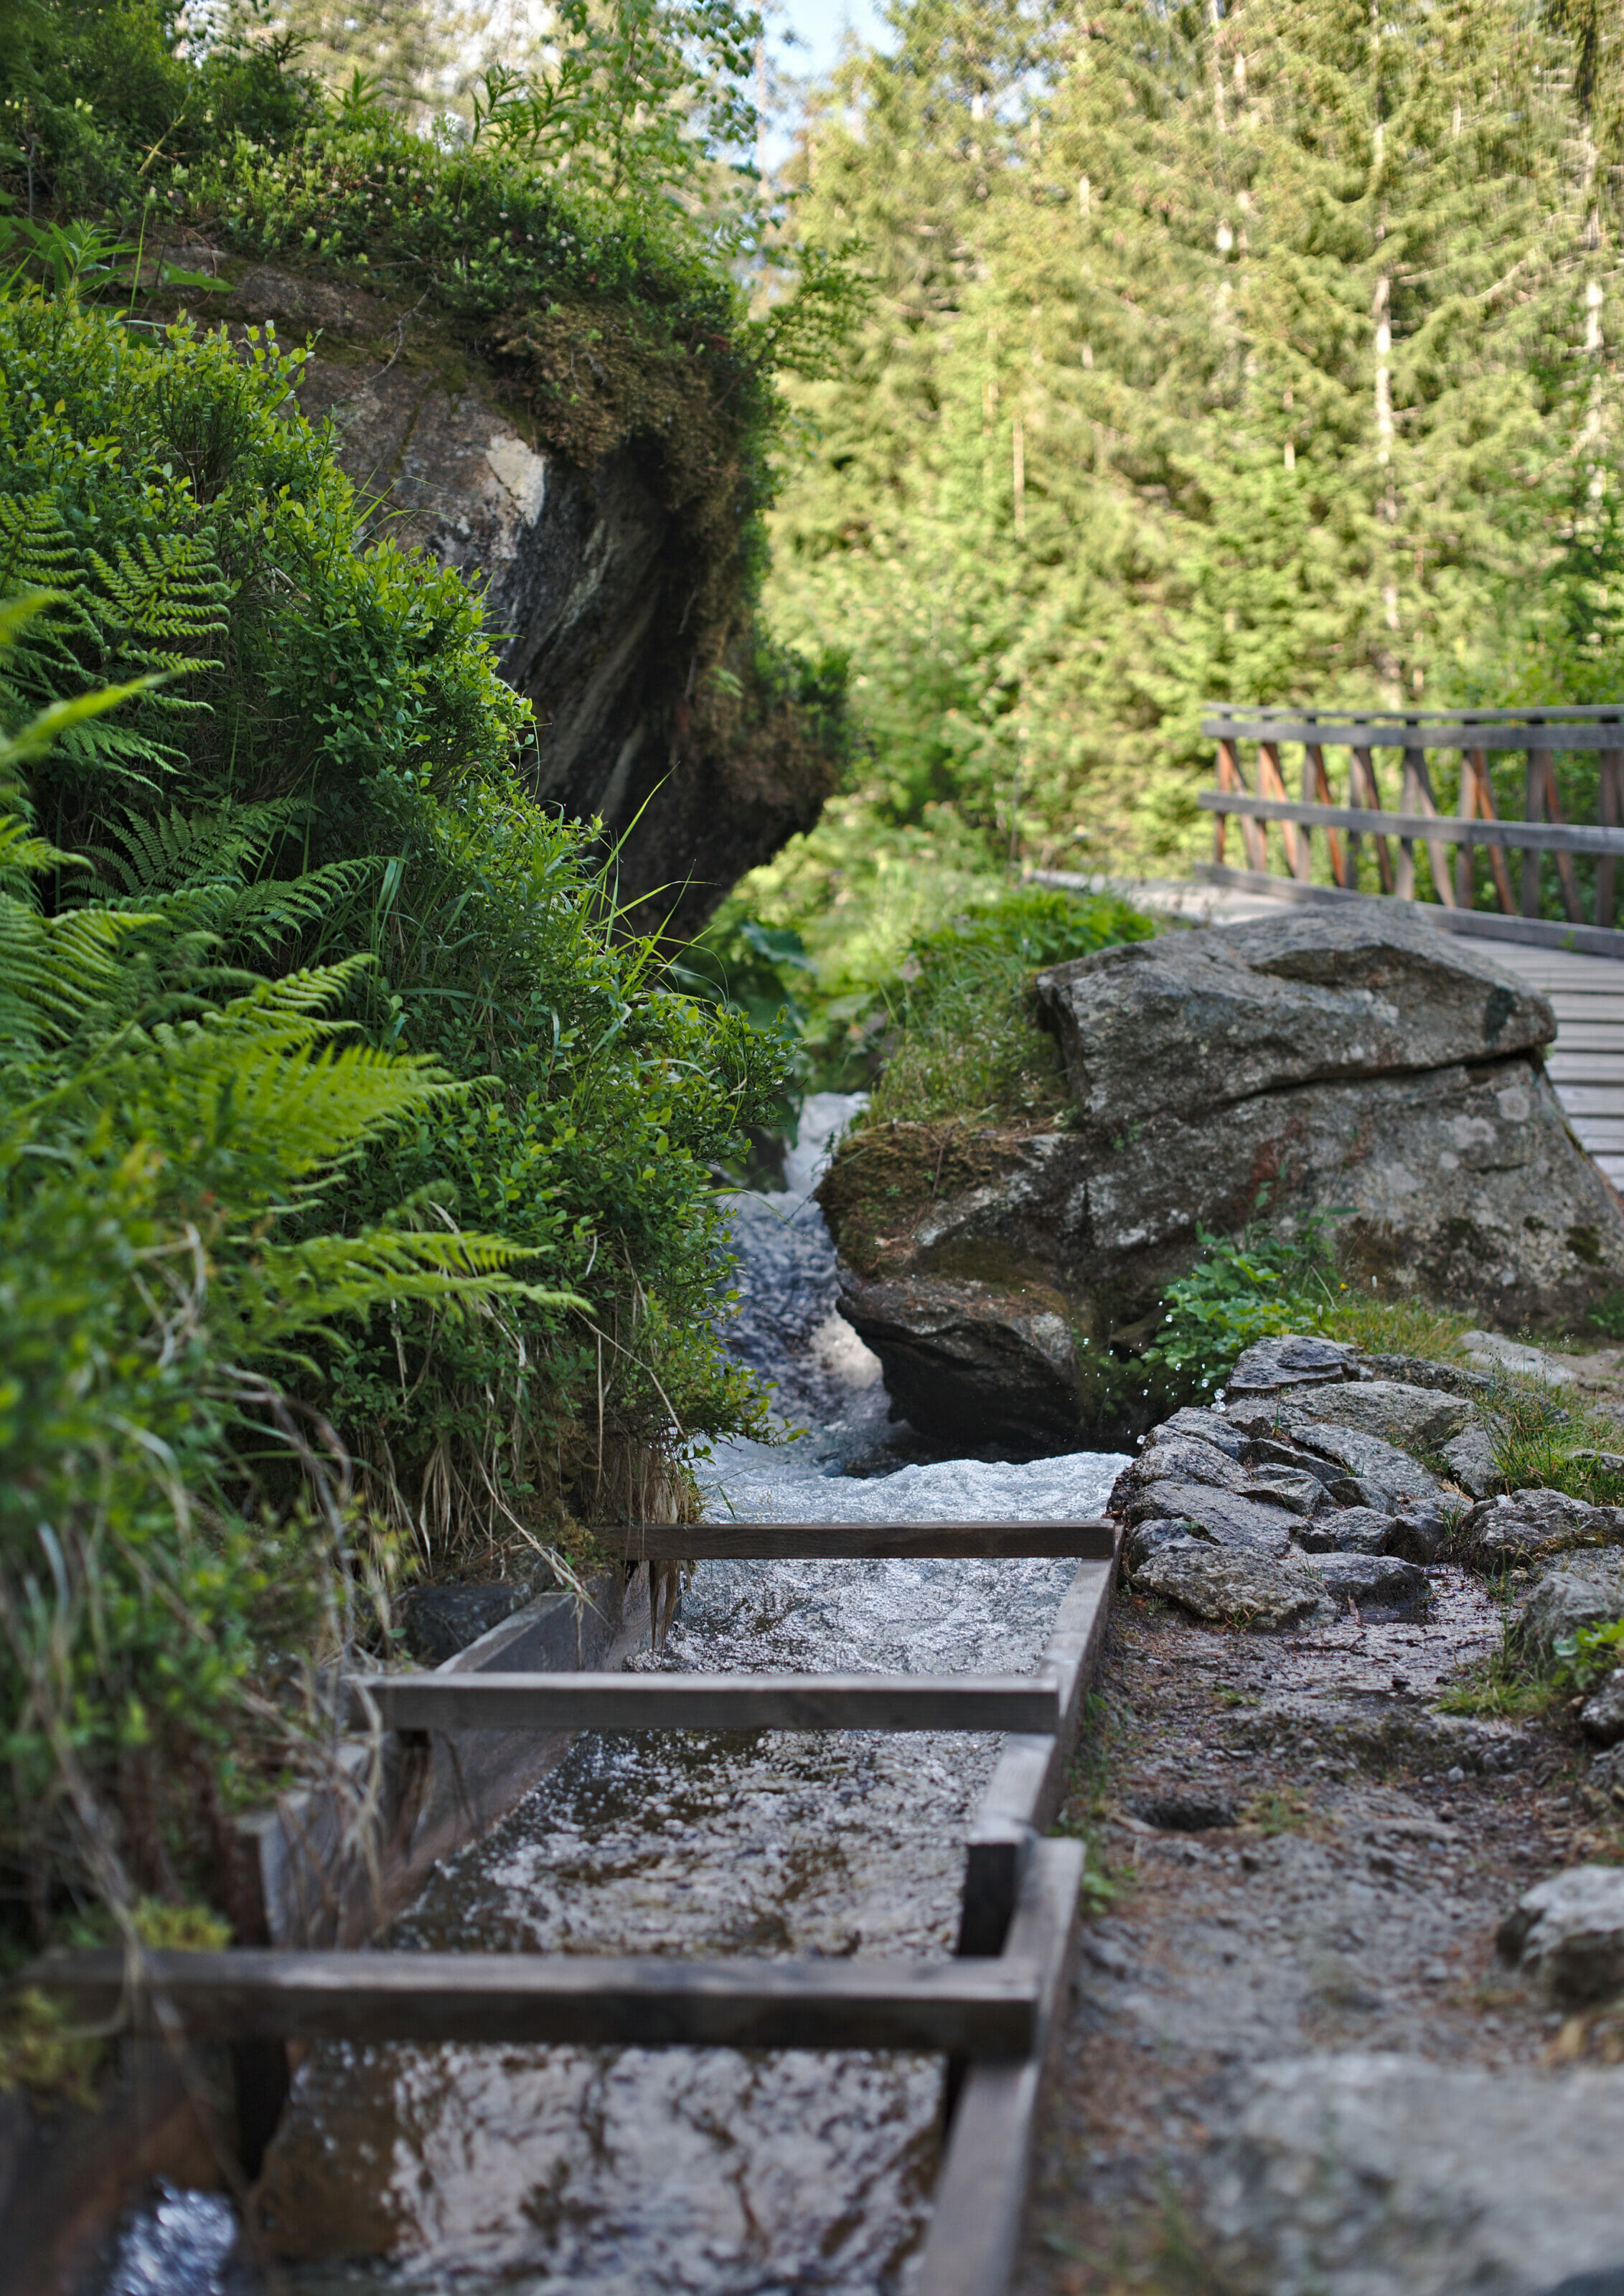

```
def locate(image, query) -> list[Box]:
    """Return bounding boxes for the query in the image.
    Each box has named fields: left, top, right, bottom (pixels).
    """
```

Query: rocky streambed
left=1017, top=1332, right=1624, bottom=2296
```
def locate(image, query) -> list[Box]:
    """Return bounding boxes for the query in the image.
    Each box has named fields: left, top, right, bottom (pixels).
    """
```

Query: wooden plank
left=1206, top=703, right=1624, bottom=727
left=601, top=1521, right=1118, bottom=1562
left=958, top=1561, right=1113, bottom=1957
left=27, top=1948, right=1040, bottom=2057
left=1544, top=1086, right=1624, bottom=1116
left=1402, top=747, right=1455, bottom=906
left=1541, top=756, right=1585, bottom=923
left=1203, top=717, right=1624, bottom=752
left=1348, top=745, right=1395, bottom=892
left=1194, top=792, right=1624, bottom=856
left=919, top=1841, right=1083, bottom=2296
left=1545, top=1051, right=1624, bottom=1080
left=344, top=1672, right=1065, bottom=1736
left=1216, top=737, right=1266, bottom=871
left=1257, top=740, right=1305, bottom=878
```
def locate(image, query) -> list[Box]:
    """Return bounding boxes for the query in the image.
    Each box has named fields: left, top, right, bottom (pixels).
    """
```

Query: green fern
left=86, top=530, right=229, bottom=705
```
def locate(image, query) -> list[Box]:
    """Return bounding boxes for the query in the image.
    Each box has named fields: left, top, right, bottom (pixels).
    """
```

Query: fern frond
left=92, top=798, right=316, bottom=897
left=237, top=1231, right=581, bottom=1347
left=86, top=532, right=229, bottom=715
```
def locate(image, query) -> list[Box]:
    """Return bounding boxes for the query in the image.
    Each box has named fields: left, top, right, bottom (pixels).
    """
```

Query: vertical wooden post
left=1522, top=748, right=1544, bottom=916
left=1399, top=745, right=1455, bottom=906
left=1351, top=746, right=1395, bottom=893
left=1259, top=740, right=1305, bottom=879
left=1216, top=737, right=1267, bottom=871
left=1461, top=748, right=1514, bottom=915
left=1454, top=743, right=1476, bottom=911
left=1540, top=756, right=1583, bottom=923
left=1599, top=748, right=1623, bottom=928
left=1307, top=745, right=1347, bottom=887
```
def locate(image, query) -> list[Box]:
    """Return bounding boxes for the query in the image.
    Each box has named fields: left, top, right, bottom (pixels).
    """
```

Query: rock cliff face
left=818, top=909, right=1624, bottom=1452
left=225, top=268, right=836, bottom=936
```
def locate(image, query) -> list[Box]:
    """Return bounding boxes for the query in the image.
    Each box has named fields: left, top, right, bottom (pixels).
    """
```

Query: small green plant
left=1437, top=1603, right=1563, bottom=1719
left=1482, top=1372, right=1624, bottom=1505
left=1141, top=1206, right=1343, bottom=1394
left=1553, top=1618, right=1624, bottom=1695
left=1242, top=1789, right=1310, bottom=1836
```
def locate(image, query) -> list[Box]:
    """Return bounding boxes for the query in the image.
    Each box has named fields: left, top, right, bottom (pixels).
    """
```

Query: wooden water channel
left=33, top=1520, right=1120, bottom=2296
left=1199, top=703, right=1624, bottom=1188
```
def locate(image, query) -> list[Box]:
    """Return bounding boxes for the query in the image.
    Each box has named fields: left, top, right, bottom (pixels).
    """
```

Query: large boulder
left=221, top=267, right=836, bottom=937
left=1036, top=906, right=1554, bottom=1132
left=821, top=910, right=1624, bottom=1448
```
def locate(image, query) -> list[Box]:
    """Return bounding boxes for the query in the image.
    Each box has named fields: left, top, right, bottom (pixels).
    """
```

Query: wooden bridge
left=1199, top=704, right=1624, bottom=1190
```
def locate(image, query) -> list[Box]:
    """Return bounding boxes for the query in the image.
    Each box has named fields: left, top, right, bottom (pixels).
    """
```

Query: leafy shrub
left=1554, top=1619, right=1624, bottom=1696
left=1140, top=1212, right=1341, bottom=1396
left=0, top=596, right=555, bottom=1967
left=2, top=289, right=787, bottom=1566
left=867, top=888, right=1155, bottom=1123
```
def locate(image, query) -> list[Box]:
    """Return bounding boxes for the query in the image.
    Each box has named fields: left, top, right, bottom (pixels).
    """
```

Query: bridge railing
left=1199, top=705, right=1624, bottom=928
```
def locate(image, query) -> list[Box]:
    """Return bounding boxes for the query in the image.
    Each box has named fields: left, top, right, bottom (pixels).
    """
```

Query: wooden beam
left=344, top=1671, right=1065, bottom=1736
left=1348, top=747, right=1395, bottom=891
left=1193, top=792, right=1624, bottom=855
left=1524, top=749, right=1545, bottom=917
left=1203, top=715, right=1624, bottom=753
left=1541, top=756, right=1585, bottom=923
left=1399, top=745, right=1455, bottom=906
left=599, top=1522, right=1118, bottom=1562
left=958, top=1560, right=1114, bottom=1957
left=919, top=1841, right=1084, bottom=2296
left=1307, top=744, right=1347, bottom=888
left=1215, top=738, right=1266, bottom=871
left=27, top=1948, right=1041, bottom=2058
left=1257, top=740, right=1305, bottom=878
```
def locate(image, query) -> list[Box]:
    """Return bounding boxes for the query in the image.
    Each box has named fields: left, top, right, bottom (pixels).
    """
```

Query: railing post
left=1349, top=745, right=1395, bottom=893
left=1539, top=751, right=1583, bottom=922
left=1216, top=734, right=1267, bottom=871
left=1399, top=742, right=1455, bottom=906
left=1600, top=747, right=1624, bottom=928
left=1305, top=743, right=1346, bottom=887
left=1523, top=740, right=1544, bottom=916
left=1258, top=739, right=1306, bottom=880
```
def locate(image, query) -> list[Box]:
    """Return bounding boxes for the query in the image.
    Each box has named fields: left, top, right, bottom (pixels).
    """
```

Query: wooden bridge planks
left=27, top=1947, right=1041, bottom=2058
left=343, top=1671, right=1065, bottom=1736
left=1454, top=933, right=1624, bottom=1191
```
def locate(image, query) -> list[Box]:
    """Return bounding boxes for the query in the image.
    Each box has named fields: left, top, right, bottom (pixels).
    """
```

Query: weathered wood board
left=344, top=1671, right=1064, bottom=1735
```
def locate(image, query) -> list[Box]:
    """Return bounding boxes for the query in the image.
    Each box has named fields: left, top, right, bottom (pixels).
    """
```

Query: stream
left=104, top=1096, right=1127, bottom=2296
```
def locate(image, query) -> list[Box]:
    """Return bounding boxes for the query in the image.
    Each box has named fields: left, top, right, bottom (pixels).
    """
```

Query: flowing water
left=103, top=1096, right=1127, bottom=2296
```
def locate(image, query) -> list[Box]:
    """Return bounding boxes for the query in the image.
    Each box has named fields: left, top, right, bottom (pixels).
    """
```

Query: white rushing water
left=103, top=1096, right=1127, bottom=2296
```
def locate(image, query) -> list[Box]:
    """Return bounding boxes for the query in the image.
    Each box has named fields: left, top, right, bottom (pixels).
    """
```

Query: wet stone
left=1132, top=1539, right=1328, bottom=1630
left=1296, top=1507, right=1398, bottom=1555
left=1464, top=1490, right=1624, bottom=1573
left=1303, top=1551, right=1432, bottom=1620
left=1278, top=1418, right=1444, bottom=1512
left=1580, top=1667, right=1624, bottom=1747
left=1514, top=1553, right=1624, bottom=1665
left=1228, top=1333, right=1361, bottom=1396
left=1498, top=1865, right=1624, bottom=2003
left=1111, top=1435, right=1251, bottom=1507
left=1440, top=1421, right=1503, bottom=1500
left=1241, top=1466, right=1326, bottom=1516
left=1157, top=1405, right=1249, bottom=1460
left=1119, top=1482, right=1300, bottom=1552
left=1130, top=1792, right=1239, bottom=1832
left=1288, top=1378, right=1477, bottom=1455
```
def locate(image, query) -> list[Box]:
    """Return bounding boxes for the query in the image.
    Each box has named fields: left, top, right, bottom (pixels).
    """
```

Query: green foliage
left=1554, top=1618, right=1624, bottom=1695
left=868, top=886, right=1154, bottom=1123
left=1480, top=1375, right=1624, bottom=1507
left=764, top=0, right=1624, bottom=878
left=1141, top=1213, right=1341, bottom=1396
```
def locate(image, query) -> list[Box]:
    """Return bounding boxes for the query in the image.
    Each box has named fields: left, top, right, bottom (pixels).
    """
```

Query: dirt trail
left=1015, top=1564, right=1617, bottom=2295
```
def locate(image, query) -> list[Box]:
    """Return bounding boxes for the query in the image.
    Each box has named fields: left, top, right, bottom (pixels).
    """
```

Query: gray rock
left=1112, top=1435, right=1252, bottom=1506
left=1242, top=1431, right=1341, bottom=1484
left=1280, top=1418, right=1443, bottom=1511
left=1198, top=2051, right=1624, bottom=2295
left=1588, top=1744, right=1624, bottom=1810
left=1125, top=1517, right=1206, bottom=1567
left=1290, top=1378, right=1476, bottom=1454
left=1036, top=908, right=1554, bottom=1134
left=1581, top=1668, right=1624, bottom=1747
left=1498, top=1866, right=1624, bottom=2002
left=1515, top=1555, right=1624, bottom=1665
left=832, top=1271, right=1081, bottom=1453
left=1296, top=1507, right=1398, bottom=1554
left=1360, top=1351, right=1496, bottom=1398
left=248, top=291, right=835, bottom=940
left=1117, top=1481, right=1299, bottom=1554
left=1463, top=1490, right=1624, bottom=1573
left=1241, top=1466, right=1327, bottom=1516
left=1132, top=1539, right=1328, bottom=1629
left=1460, top=1328, right=1576, bottom=1385
left=1382, top=1505, right=1453, bottom=1565
left=1304, top=1551, right=1432, bottom=1619
left=1440, top=1421, right=1504, bottom=1499
left=397, top=1581, right=527, bottom=1665
left=1228, top=1333, right=1361, bottom=1396
left=1130, top=1792, right=1239, bottom=1831
left=1158, top=1406, right=1249, bottom=1460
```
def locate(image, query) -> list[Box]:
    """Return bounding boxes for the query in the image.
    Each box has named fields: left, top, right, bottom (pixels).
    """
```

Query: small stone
left=1580, top=1667, right=1624, bottom=1747
left=1290, top=1378, right=1476, bottom=1454
left=1459, top=1328, right=1576, bottom=1385
left=1472, top=1490, right=1624, bottom=1573
left=1303, top=1551, right=1432, bottom=1619
left=1498, top=1865, right=1624, bottom=2002
left=1515, top=1554, right=1624, bottom=1665
left=1383, top=1504, right=1451, bottom=1564
left=1132, top=1539, right=1328, bottom=1630
left=1120, top=1482, right=1298, bottom=1553
left=1439, top=1421, right=1505, bottom=1500
left=1110, top=1435, right=1251, bottom=1510
left=1296, top=1506, right=1398, bottom=1555
left=1239, top=1466, right=1327, bottom=1516
left=1158, top=1406, right=1249, bottom=1461
left=1228, top=1332, right=1360, bottom=1396
left=1277, top=1417, right=1443, bottom=1512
